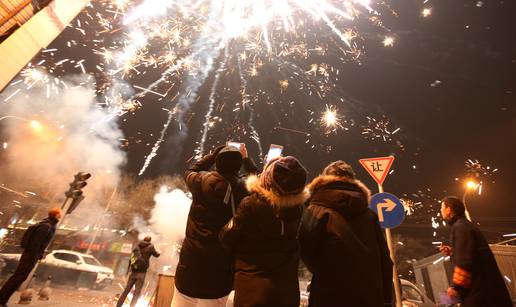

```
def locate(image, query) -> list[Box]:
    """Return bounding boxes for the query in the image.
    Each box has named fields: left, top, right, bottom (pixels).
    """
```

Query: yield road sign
left=369, top=192, right=405, bottom=229
left=359, top=156, right=394, bottom=185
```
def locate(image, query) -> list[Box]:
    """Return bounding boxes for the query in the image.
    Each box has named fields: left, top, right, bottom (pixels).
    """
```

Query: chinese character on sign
left=359, top=156, right=395, bottom=185
left=371, top=162, right=383, bottom=172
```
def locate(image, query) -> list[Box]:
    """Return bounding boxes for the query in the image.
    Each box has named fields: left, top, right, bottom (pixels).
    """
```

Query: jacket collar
left=42, top=217, right=59, bottom=226
left=245, top=175, right=310, bottom=207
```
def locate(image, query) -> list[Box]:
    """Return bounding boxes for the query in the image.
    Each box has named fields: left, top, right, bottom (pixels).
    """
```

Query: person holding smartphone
left=220, top=156, right=309, bottom=307
left=172, top=143, right=257, bottom=307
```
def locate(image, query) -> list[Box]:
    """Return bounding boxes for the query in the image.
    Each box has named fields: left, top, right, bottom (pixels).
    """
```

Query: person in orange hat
left=0, top=208, right=62, bottom=306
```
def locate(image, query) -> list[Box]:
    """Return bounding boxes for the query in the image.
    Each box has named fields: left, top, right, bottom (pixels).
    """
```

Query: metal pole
left=86, top=186, right=117, bottom=254
left=378, top=184, right=402, bottom=307
left=461, top=189, right=472, bottom=222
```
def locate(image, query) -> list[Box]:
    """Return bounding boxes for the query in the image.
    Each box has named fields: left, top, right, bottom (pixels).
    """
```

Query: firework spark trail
left=197, top=46, right=230, bottom=156
left=12, top=0, right=395, bottom=174
left=237, top=57, right=263, bottom=157
left=138, top=2, right=226, bottom=175
left=138, top=110, right=174, bottom=176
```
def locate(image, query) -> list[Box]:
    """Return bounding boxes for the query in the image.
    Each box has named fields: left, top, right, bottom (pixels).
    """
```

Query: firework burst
left=4, top=0, right=402, bottom=173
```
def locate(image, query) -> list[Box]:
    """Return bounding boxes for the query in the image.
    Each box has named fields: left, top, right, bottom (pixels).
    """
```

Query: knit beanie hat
left=322, top=160, right=356, bottom=179
left=261, top=156, right=307, bottom=195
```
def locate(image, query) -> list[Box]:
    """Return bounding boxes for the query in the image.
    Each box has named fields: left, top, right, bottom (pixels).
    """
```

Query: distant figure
left=299, top=161, right=393, bottom=307
left=116, top=236, right=160, bottom=307
left=172, top=144, right=257, bottom=307
left=439, top=196, right=512, bottom=307
left=0, top=207, right=62, bottom=306
left=220, top=156, right=309, bottom=307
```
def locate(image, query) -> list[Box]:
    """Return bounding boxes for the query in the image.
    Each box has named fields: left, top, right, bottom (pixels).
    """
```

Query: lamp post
left=462, top=180, right=478, bottom=222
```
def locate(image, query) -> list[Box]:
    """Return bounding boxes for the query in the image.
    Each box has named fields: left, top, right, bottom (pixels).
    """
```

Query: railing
left=0, top=0, right=34, bottom=36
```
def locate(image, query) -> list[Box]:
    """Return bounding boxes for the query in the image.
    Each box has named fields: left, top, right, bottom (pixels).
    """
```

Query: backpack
left=20, top=224, right=41, bottom=249
left=129, top=247, right=146, bottom=272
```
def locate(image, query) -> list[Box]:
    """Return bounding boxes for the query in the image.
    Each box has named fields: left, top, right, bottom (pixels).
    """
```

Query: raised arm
left=184, top=145, right=225, bottom=190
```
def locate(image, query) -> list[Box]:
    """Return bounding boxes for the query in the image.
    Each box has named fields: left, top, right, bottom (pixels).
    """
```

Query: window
left=53, top=252, right=80, bottom=263
left=402, top=285, right=423, bottom=302
left=82, top=256, right=102, bottom=266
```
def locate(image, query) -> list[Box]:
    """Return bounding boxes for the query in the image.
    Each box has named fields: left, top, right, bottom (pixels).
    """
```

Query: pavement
left=8, top=284, right=119, bottom=307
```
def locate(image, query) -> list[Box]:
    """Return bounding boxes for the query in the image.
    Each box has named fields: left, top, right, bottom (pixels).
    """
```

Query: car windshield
left=82, top=256, right=102, bottom=266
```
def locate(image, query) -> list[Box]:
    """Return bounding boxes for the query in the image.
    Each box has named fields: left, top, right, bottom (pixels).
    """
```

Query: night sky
left=124, top=0, right=515, bottom=230
left=1, top=0, right=515, bottom=243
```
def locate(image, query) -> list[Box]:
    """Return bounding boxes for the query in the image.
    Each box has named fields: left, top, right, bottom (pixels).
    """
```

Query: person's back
left=131, top=240, right=160, bottom=273
left=174, top=144, right=256, bottom=303
left=117, top=237, right=160, bottom=307
left=299, top=161, right=393, bottom=307
left=23, top=217, right=57, bottom=259
left=221, top=156, right=309, bottom=307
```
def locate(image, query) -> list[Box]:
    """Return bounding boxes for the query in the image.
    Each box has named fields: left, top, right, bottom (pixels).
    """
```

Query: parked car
left=43, top=250, right=114, bottom=289
left=401, top=279, right=436, bottom=307
left=0, top=250, right=114, bottom=289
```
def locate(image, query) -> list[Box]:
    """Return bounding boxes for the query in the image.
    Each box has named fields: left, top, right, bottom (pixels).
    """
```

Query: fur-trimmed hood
left=246, top=175, right=310, bottom=207
left=307, top=174, right=371, bottom=217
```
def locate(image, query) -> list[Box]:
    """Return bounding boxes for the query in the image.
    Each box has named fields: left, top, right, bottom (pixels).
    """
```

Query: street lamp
left=462, top=180, right=478, bottom=221
left=29, top=120, right=42, bottom=131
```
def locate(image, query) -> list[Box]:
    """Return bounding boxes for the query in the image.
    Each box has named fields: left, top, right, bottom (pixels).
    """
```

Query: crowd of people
left=168, top=142, right=512, bottom=307
left=0, top=142, right=512, bottom=307
left=171, top=143, right=394, bottom=307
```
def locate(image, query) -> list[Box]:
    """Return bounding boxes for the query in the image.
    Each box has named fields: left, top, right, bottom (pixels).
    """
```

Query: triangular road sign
left=359, top=156, right=395, bottom=186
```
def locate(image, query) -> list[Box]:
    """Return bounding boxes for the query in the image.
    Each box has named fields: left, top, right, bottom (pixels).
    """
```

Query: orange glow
left=465, top=180, right=477, bottom=190
left=30, top=120, right=42, bottom=131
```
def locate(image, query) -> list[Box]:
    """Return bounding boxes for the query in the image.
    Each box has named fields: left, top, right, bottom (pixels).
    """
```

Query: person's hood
left=246, top=175, right=310, bottom=207
left=215, top=146, right=243, bottom=175
left=138, top=241, right=152, bottom=249
left=307, top=175, right=371, bottom=217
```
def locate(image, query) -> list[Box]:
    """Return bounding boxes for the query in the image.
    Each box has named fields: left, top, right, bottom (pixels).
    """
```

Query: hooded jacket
left=130, top=241, right=160, bottom=273
left=299, top=175, right=393, bottom=307
left=220, top=175, right=310, bottom=307
left=175, top=146, right=257, bottom=299
left=448, top=217, right=512, bottom=307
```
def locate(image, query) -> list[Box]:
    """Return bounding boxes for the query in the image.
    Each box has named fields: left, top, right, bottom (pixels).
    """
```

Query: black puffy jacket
left=175, top=147, right=256, bottom=299
left=299, top=175, right=393, bottom=307
left=220, top=175, right=310, bottom=307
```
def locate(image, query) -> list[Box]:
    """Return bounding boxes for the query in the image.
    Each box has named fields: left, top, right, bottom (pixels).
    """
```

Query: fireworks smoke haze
left=0, top=75, right=126, bottom=219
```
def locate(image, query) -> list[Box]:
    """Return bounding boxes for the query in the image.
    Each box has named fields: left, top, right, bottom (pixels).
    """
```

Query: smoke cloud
left=0, top=74, right=126, bottom=223
left=133, top=186, right=191, bottom=274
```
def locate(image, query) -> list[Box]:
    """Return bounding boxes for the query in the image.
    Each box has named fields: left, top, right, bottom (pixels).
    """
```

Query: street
left=8, top=284, right=119, bottom=307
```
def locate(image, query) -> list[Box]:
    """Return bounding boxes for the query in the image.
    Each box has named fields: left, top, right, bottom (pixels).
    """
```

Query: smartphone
left=227, top=141, right=243, bottom=150
left=266, top=144, right=284, bottom=163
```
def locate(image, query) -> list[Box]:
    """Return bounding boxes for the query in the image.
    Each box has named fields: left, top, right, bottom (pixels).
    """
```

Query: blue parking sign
left=369, top=192, right=405, bottom=229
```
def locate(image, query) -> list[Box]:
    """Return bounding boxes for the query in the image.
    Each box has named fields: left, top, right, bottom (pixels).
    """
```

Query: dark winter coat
left=130, top=241, right=160, bottom=273
left=24, top=217, right=58, bottom=259
left=449, top=217, right=512, bottom=307
left=175, top=149, right=257, bottom=299
left=299, top=175, right=393, bottom=307
left=220, top=175, right=310, bottom=307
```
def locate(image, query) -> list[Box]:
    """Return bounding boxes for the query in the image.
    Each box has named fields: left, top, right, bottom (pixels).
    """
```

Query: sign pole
left=378, top=184, right=402, bottom=307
